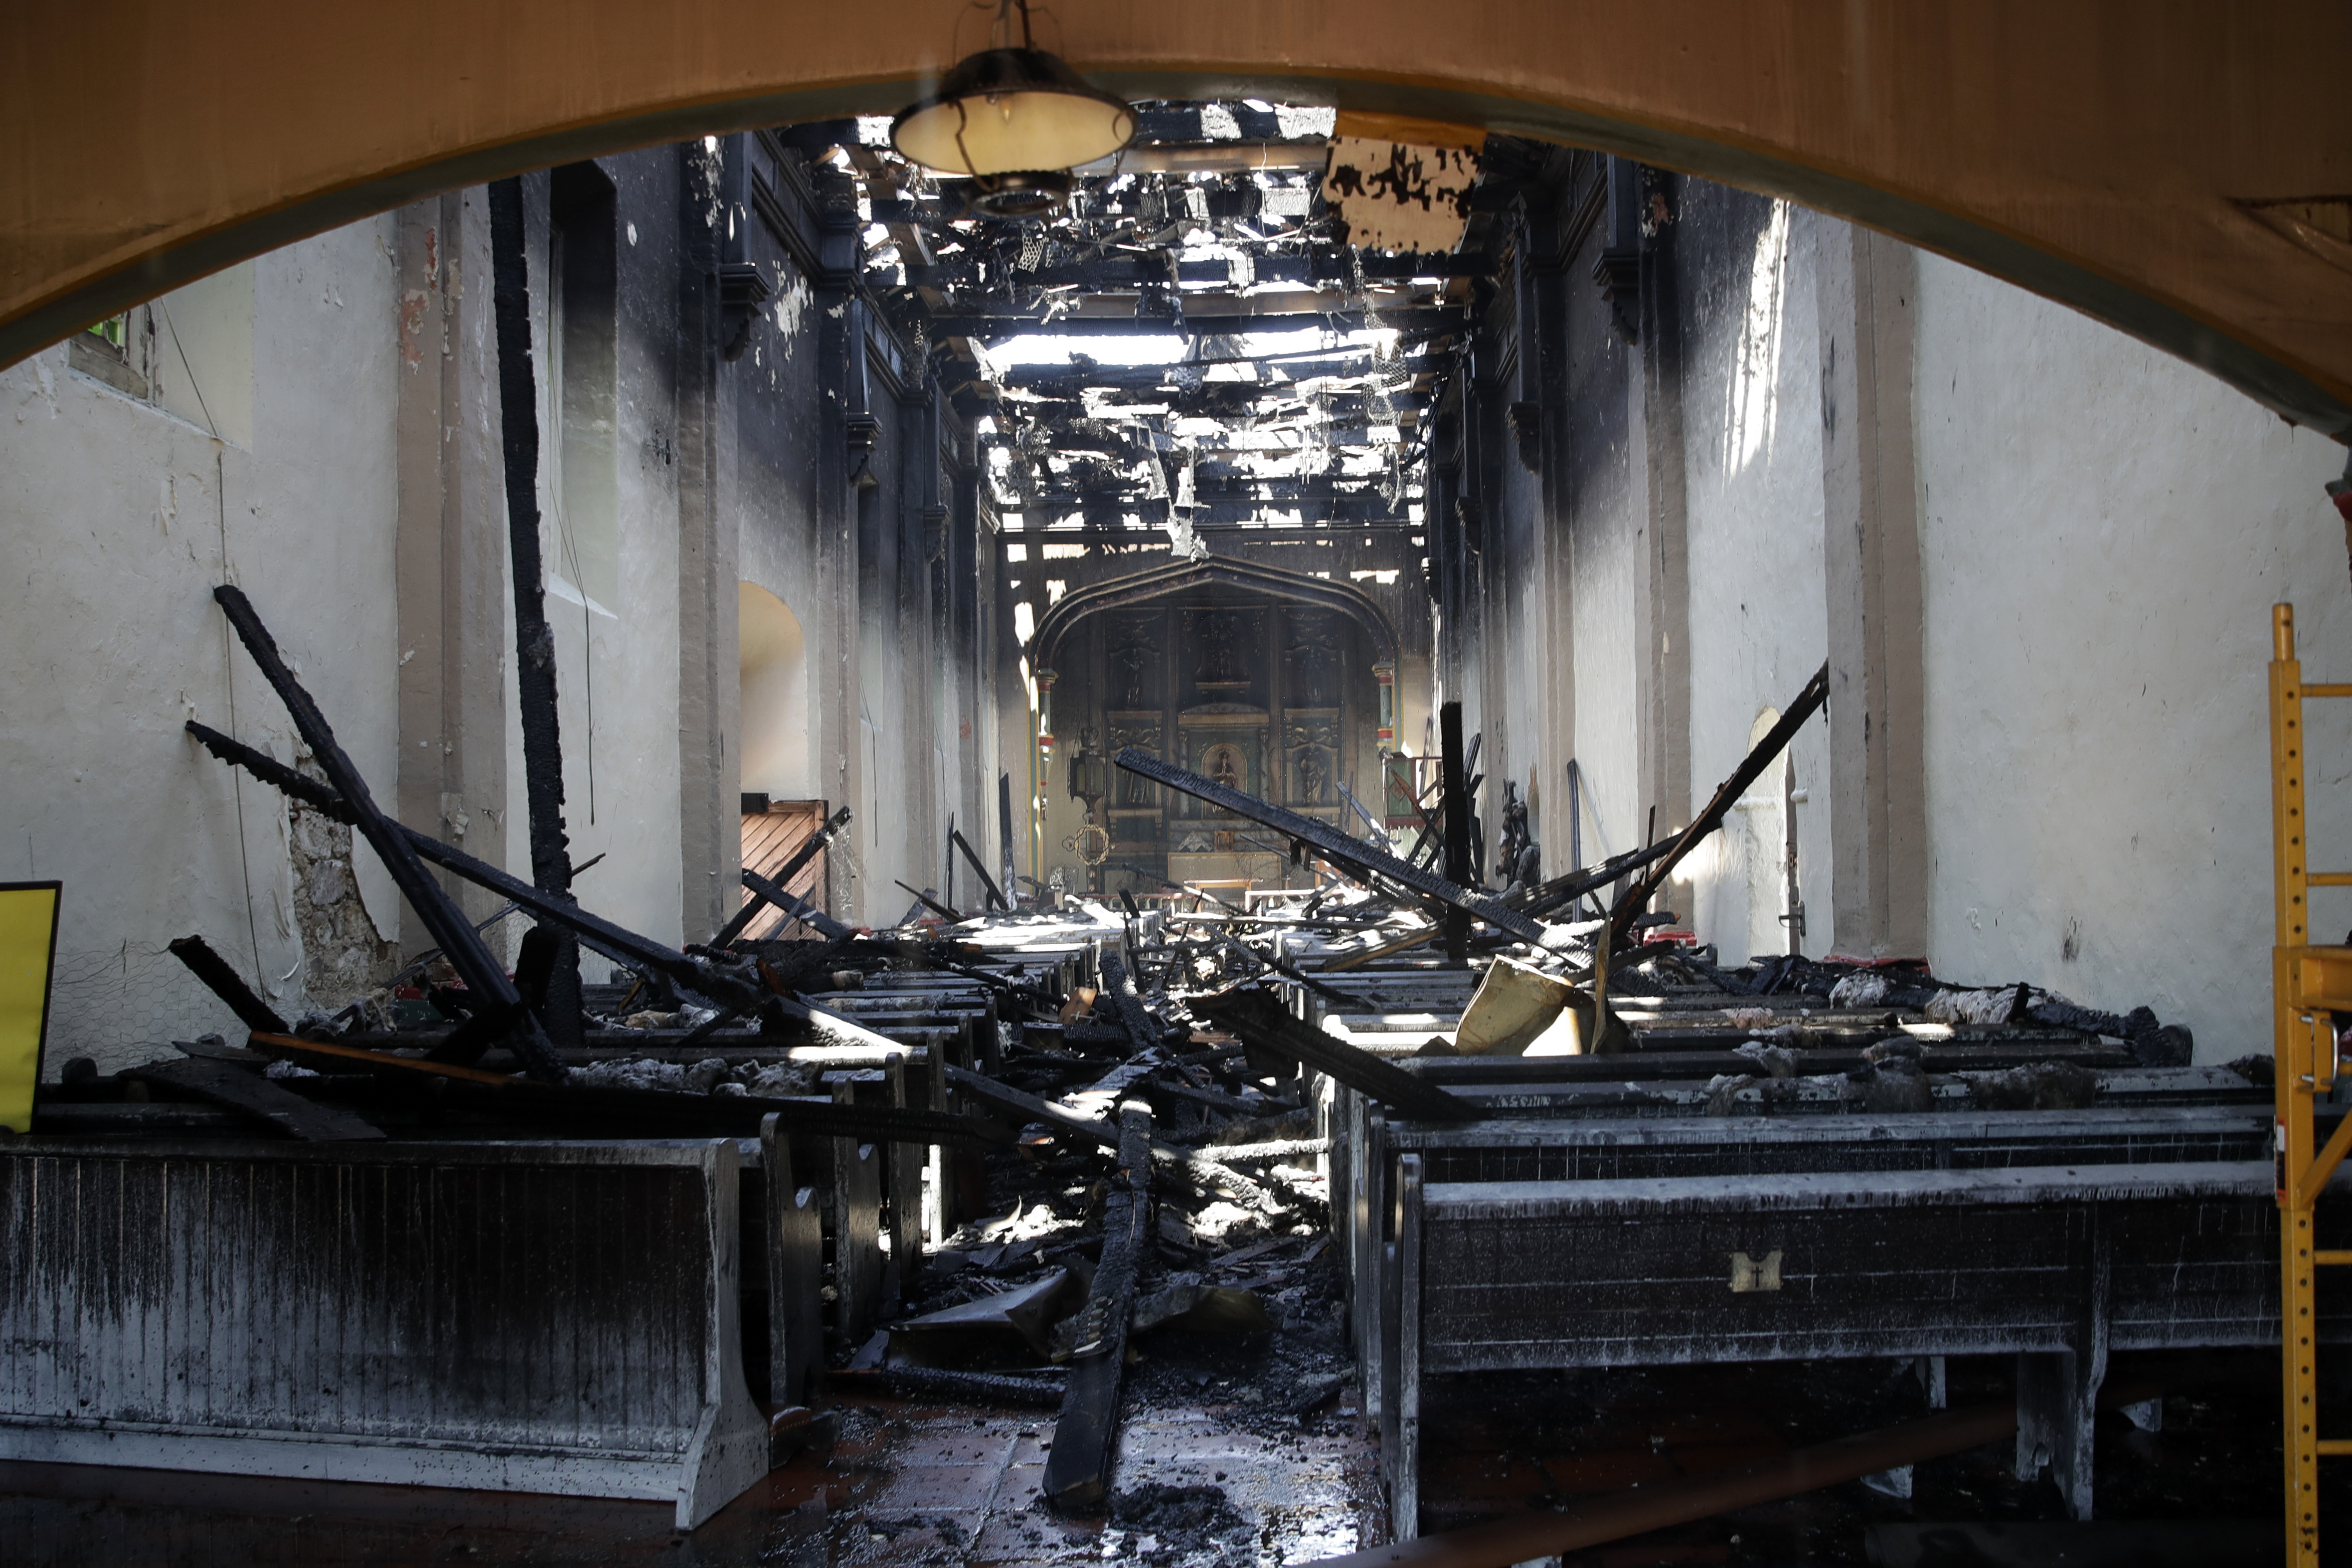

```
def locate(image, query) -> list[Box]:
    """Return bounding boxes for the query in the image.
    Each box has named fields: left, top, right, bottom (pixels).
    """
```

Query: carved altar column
left=1373, top=661, right=1397, bottom=753
left=1035, top=667, right=1057, bottom=782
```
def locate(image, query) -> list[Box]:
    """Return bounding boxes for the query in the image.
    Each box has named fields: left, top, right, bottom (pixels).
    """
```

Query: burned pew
left=0, top=1135, right=772, bottom=1526
left=1361, top=1099, right=2333, bottom=1536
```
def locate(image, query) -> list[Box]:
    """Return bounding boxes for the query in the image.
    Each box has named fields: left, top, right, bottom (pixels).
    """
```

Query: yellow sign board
left=0, top=882, right=61, bottom=1135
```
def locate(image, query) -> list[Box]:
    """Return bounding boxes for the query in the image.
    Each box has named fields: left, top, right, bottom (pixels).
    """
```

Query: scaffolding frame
left=2272, top=602, right=2352, bottom=1566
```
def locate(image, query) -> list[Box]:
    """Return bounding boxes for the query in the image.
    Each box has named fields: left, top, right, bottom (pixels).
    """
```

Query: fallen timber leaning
left=1111, top=747, right=1547, bottom=944
left=210, top=584, right=566, bottom=1081
left=188, top=718, right=800, bottom=1025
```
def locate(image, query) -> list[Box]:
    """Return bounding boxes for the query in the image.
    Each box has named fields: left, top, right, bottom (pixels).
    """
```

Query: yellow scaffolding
left=2273, top=603, right=2352, bottom=1566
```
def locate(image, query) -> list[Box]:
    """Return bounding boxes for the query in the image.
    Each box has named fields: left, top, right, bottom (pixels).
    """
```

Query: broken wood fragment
left=166, top=934, right=289, bottom=1035
left=1191, top=986, right=1478, bottom=1122
left=747, top=863, right=854, bottom=941
left=945, top=1064, right=1275, bottom=1209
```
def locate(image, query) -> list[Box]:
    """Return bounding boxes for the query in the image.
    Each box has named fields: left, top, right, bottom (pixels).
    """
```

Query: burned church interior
left=6, top=6, right=2352, bottom=1565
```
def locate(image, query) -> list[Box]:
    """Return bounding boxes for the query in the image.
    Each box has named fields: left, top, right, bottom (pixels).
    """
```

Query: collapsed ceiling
left=800, top=102, right=1549, bottom=545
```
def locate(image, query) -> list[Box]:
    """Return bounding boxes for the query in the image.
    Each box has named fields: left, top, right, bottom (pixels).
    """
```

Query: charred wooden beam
left=1221, top=932, right=1354, bottom=1008
left=1190, top=986, right=1476, bottom=1122
left=893, top=879, right=962, bottom=923
left=489, top=174, right=584, bottom=1053
left=1094, top=949, right=1165, bottom=1056
left=166, top=933, right=289, bottom=1035
left=1439, top=702, right=1473, bottom=962
left=715, top=805, right=852, bottom=946
left=1113, top=747, right=1545, bottom=944
left=1042, top=1100, right=1153, bottom=1513
left=1607, top=662, right=1830, bottom=946
left=1513, top=837, right=1680, bottom=918
left=208, top=586, right=565, bottom=1082
left=998, top=773, right=1018, bottom=907
left=949, top=826, right=1008, bottom=912
left=833, top=1365, right=1068, bottom=1409
left=247, top=1031, right=1009, bottom=1145
left=186, top=718, right=773, bottom=1018
left=746, top=863, right=854, bottom=942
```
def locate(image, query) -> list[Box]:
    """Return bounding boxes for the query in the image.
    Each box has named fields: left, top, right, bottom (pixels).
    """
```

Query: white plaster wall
left=1486, top=429, right=1560, bottom=858
left=1567, top=405, right=1647, bottom=871
left=1678, top=199, right=1834, bottom=963
left=1913, top=254, right=2350, bottom=1058
left=0, top=217, right=403, bottom=1071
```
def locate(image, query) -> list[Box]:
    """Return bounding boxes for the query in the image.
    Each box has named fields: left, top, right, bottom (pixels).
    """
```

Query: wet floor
left=0, top=1389, right=1382, bottom=1568
left=1, top=1348, right=2330, bottom=1566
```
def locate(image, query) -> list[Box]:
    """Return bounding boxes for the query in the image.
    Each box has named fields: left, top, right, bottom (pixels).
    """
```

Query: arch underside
left=1034, top=556, right=1400, bottom=673
left=4, top=5, right=2349, bottom=436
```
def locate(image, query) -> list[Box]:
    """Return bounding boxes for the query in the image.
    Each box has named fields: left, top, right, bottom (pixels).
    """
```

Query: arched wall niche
left=737, top=581, right=809, bottom=800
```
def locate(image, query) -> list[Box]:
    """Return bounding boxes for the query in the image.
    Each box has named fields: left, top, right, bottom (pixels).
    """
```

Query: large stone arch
left=5, top=5, right=2350, bottom=434
left=1032, top=556, right=1399, bottom=672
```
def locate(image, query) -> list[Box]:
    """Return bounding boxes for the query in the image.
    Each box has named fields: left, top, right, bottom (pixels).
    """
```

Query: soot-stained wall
left=1449, top=154, right=2349, bottom=1056
left=0, top=131, right=1002, bottom=1071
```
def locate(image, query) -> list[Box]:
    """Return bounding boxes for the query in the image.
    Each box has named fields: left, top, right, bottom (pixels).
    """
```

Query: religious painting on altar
left=1051, top=583, right=1388, bottom=889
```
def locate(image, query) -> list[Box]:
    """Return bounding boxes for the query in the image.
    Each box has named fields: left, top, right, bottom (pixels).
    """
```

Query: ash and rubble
left=48, top=595, right=2246, bottom=1568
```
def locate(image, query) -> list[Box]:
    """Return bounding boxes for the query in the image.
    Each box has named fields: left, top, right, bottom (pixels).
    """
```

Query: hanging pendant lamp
left=891, top=0, right=1135, bottom=217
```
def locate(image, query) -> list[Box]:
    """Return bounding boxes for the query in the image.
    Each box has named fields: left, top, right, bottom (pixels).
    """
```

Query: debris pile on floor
left=17, top=589, right=2283, bottom=1567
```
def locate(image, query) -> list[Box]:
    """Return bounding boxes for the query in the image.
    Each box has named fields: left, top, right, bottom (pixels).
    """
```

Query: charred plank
left=166, top=933, right=289, bottom=1035
left=125, top=1055, right=385, bottom=1141
left=1191, top=986, right=1477, bottom=1122
left=1112, top=748, right=1544, bottom=943
left=715, top=805, right=851, bottom=946
left=1042, top=1101, right=1153, bottom=1513
left=206, top=585, right=564, bottom=1081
